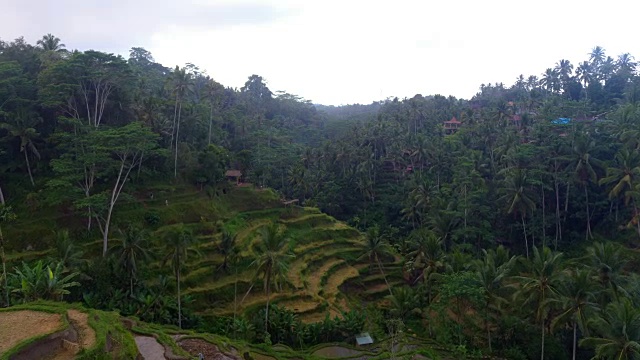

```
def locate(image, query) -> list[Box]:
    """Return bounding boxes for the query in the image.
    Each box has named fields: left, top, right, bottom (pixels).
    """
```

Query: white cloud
left=2, top=0, right=640, bottom=104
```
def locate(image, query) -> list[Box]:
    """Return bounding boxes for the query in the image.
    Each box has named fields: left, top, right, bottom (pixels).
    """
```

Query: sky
left=1, top=0, right=640, bottom=105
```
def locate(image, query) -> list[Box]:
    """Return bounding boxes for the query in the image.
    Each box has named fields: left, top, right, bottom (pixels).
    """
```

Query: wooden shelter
left=225, top=170, right=242, bottom=185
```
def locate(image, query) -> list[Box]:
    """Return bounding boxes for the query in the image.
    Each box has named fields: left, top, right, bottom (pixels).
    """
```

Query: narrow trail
left=43, top=310, right=96, bottom=360
left=135, top=335, right=166, bottom=360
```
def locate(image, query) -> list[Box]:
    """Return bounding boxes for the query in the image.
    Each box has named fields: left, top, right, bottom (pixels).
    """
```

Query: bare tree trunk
left=585, top=185, right=592, bottom=240
left=265, top=271, right=271, bottom=335
left=522, top=213, right=529, bottom=259
left=174, top=102, right=182, bottom=178
left=24, top=150, right=35, bottom=186
left=541, top=181, right=546, bottom=248
left=177, top=266, right=182, bottom=329
left=541, top=320, right=545, bottom=360
left=0, top=184, right=5, bottom=205
left=0, top=225, right=8, bottom=306
left=554, top=174, right=561, bottom=250
left=376, top=254, right=393, bottom=297
left=572, top=321, right=577, bottom=360
left=103, top=158, right=134, bottom=256
left=208, top=103, right=214, bottom=145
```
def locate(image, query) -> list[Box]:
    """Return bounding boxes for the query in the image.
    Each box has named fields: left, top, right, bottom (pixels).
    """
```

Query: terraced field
left=171, top=200, right=371, bottom=323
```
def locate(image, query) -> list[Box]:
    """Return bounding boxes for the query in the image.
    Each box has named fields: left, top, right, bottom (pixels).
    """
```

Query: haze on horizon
left=2, top=0, right=639, bottom=105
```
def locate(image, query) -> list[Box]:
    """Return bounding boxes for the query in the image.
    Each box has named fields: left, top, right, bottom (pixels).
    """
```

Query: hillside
left=0, top=301, right=463, bottom=359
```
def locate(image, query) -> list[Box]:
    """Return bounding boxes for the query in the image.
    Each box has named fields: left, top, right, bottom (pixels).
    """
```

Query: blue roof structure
left=551, top=118, right=571, bottom=125
left=355, top=333, right=374, bottom=345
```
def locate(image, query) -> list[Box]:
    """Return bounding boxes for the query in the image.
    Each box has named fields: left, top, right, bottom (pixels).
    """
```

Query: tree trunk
left=585, top=185, right=592, bottom=240
left=208, top=103, right=214, bottom=145
left=233, top=265, right=238, bottom=338
left=24, top=150, right=35, bottom=186
left=103, top=159, right=133, bottom=256
left=130, top=276, right=134, bottom=298
left=0, top=184, right=5, bottom=205
left=376, top=254, right=393, bottom=297
left=540, top=320, right=545, bottom=360
left=633, top=201, right=640, bottom=240
left=174, top=102, right=182, bottom=178
left=541, top=181, right=546, bottom=248
left=572, top=321, right=577, bottom=360
left=554, top=174, right=561, bottom=250
left=265, top=271, right=271, bottom=335
left=0, top=225, right=8, bottom=307
left=177, top=266, right=182, bottom=329
left=521, top=213, right=529, bottom=259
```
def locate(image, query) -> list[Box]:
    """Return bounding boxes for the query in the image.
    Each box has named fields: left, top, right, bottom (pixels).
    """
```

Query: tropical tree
left=164, top=225, right=199, bottom=329
left=581, top=298, right=640, bottom=360
left=599, top=149, right=640, bottom=236
left=513, top=247, right=564, bottom=360
left=0, top=205, right=15, bottom=306
left=250, top=222, right=293, bottom=336
left=551, top=267, right=599, bottom=360
left=11, top=261, right=80, bottom=302
left=498, top=168, right=536, bottom=258
left=169, top=65, right=193, bottom=177
left=219, top=229, right=237, bottom=273
left=110, top=226, right=151, bottom=296
left=36, top=33, right=65, bottom=52
left=571, top=135, right=603, bottom=240
left=0, top=108, right=42, bottom=186
left=360, top=226, right=395, bottom=296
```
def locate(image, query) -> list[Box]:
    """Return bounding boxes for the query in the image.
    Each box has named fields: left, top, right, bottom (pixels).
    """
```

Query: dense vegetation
left=2, top=34, right=640, bottom=359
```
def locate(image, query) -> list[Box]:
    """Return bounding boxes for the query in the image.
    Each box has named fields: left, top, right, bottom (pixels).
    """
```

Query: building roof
left=355, top=333, right=373, bottom=346
left=225, top=170, right=242, bottom=177
left=444, top=116, right=461, bottom=124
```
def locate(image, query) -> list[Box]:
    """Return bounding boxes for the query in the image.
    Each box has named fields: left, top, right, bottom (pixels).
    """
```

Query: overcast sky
left=2, top=0, right=640, bottom=105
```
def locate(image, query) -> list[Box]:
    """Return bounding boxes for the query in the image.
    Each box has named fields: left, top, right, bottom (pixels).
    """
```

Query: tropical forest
left=1, top=34, right=640, bottom=360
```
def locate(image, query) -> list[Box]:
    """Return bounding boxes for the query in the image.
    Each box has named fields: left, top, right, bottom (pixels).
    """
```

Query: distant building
left=225, top=170, right=242, bottom=185
left=443, top=116, right=461, bottom=134
left=355, top=333, right=374, bottom=346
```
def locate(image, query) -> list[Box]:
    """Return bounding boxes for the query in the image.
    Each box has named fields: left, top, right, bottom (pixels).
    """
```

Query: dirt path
left=135, top=336, right=166, bottom=360
left=0, top=310, right=63, bottom=354
left=67, top=310, right=96, bottom=349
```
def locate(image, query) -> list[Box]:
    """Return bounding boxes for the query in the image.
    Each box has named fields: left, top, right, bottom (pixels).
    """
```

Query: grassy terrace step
left=184, top=269, right=255, bottom=294
left=299, top=308, right=342, bottom=324
left=323, top=263, right=361, bottom=300
left=274, top=298, right=321, bottom=314
left=206, top=291, right=302, bottom=316
left=279, top=213, right=336, bottom=228
left=307, top=259, right=345, bottom=295
left=363, top=281, right=404, bottom=295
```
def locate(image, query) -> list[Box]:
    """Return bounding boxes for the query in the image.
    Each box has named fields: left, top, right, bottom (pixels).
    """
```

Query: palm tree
left=576, top=61, right=594, bottom=89
left=590, top=46, right=606, bottom=77
left=555, top=59, right=574, bottom=90
left=0, top=205, right=15, bottom=306
left=580, top=298, right=640, bottom=360
left=599, top=149, right=640, bottom=235
left=0, top=108, right=42, bottom=186
left=360, top=226, right=395, bottom=296
left=36, top=33, right=65, bottom=52
left=585, top=242, right=629, bottom=303
left=408, top=230, right=447, bottom=285
left=498, top=168, right=536, bottom=258
left=617, top=53, right=637, bottom=76
left=551, top=268, right=599, bottom=360
left=541, top=68, right=560, bottom=93
left=111, top=226, right=151, bottom=296
left=219, top=230, right=237, bottom=273
left=170, top=66, right=193, bottom=178
left=474, top=247, right=517, bottom=352
left=513, top=247, right=564, bottom=360
left=571, top=135, right=603, bottom=240
left=164, top=225, right=199, bottom=328
left=251, top=223, right=293, bottom=336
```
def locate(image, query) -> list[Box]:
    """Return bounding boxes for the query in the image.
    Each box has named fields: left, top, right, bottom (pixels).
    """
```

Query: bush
left=144, top=211, right=161, bottom=226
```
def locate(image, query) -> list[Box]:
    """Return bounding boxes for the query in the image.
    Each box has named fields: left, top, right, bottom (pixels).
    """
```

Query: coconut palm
left=170, top=66, right=194, bottom=178
left=498, top=168, right=536, bottom=258
left=551, top=268, right=599, bottom=360
left=164, top=225, right=200, bottom=329
left=585, top=242, right=629, bottom=303
left=111, top=226, right=151, bottom=296
left=513, top=247, right=564, bottom=360
left=600, top=149, right=640, bottom=234
left=360, top=226, right=395, bottom=296
left=570, top=135, right=603, bottom=240
left=36, top=33, right=65, bottom=52
left=580, top=298, right=640, bottom=360
left=251, top=222, right=293, bottom=336
left=617, top=53, right=637, bottom=76
left=541, top=68, right=560, bottom=93
left=576, top=61, right=594, bottom=89
left=0, top=108, right=42, bottom=186
left=219, top=229, right=238, bottom=273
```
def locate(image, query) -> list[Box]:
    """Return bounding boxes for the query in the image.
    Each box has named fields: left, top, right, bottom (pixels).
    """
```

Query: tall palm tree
left=580, top=298, right=640, bottom=360
left=219, top=230, right=237, bottom=273
left=111, top=226, right=151, bottom=296
left=617, top=53, right=637, bottom=76
left=551, top=268, right=599, bottom=360
left=164, top=225, right=199, bottom=329
left=0, top=205, right=15, bottom=306
left=474, top=247, right=517, bottom=352
left=571, top=135, right=603, bottom=240
left=170, top=66, right=193, bottom=178
left=0, top=109, right=42, bottom=186
left=584, top=242, right=629, bottom=304
left=36, top=33, right=65, bottom=52
left=600, top=149, right=640, bottom=235
left=360, top=226, right=395, bottom=296
left=498, top=168, right=536, bottom=258
left=251, top=223, right=293, bottom=336
left=555, top=59, right=574, bottom=89
left=576, top=61, right=594, bottom=89
left=541, top=68, right=560, bottom=93
left=513, top=247, right=564, bottom=360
